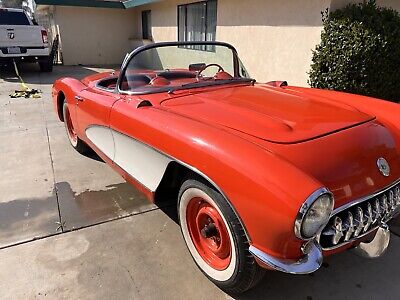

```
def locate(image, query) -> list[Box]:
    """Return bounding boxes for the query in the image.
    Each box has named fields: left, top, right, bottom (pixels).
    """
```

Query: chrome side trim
left=249, top=240, right=323, bottom=274
left=294, top=187, right=334, bottom=240
left=332, top=178, right=400, bottom=215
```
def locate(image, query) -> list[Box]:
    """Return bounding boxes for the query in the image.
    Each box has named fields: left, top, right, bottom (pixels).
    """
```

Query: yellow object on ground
left=9, top=60, right=42, bottom=99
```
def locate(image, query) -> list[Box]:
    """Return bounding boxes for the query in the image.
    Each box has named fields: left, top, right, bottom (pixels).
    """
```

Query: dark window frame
left=142, top=10, right=152, bottom=40
left=177, top=0, right=217, bottom=52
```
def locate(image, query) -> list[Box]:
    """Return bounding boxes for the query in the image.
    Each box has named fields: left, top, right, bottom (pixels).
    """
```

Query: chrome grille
left=320, top=181, right=400, bottom=250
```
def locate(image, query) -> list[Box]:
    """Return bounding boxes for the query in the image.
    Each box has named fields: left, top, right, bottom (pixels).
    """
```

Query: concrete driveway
left=1, top=64, right=400, bottom=299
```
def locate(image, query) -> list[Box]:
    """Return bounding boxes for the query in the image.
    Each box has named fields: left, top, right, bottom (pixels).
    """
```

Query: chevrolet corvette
left=52, top=41, right=400, bottom=293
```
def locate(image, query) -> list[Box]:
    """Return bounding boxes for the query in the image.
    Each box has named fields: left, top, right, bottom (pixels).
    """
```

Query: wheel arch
left=154, top=160, right=252, bottom=242
left=57, top=90, right=66, bottom=122
left=53, top=77, right=87, bottom=123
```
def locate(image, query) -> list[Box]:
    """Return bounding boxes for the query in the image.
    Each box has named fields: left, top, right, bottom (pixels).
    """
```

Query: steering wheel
left=197, top=63, right=225, bottom=79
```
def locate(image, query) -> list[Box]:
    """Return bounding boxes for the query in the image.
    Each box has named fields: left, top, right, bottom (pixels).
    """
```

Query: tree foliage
left=309, top=0, right=400, bottom=102
left=0, top=0, right=24, bottom=8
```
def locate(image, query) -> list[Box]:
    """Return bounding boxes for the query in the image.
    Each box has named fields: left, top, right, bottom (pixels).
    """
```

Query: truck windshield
left=0, top=10, right=30, bottom=25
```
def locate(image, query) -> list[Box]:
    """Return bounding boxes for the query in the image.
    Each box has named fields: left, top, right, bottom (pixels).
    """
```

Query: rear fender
left=52, top=77, right=87, bottom=124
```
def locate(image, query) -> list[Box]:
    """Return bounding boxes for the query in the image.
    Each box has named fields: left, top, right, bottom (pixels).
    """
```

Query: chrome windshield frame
left=116, top=41, right=242, bottom=95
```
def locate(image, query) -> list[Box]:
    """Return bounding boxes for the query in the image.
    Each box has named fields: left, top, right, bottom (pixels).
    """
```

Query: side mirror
left=265, top=81, right=288, bottom=88
left=189, top=63, right=206, bottom=72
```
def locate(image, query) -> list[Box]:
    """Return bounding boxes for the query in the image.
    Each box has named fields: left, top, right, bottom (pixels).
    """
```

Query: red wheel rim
left=64, top=105, right=77, bottom=144
left=186, top=197, right=232, bottom=270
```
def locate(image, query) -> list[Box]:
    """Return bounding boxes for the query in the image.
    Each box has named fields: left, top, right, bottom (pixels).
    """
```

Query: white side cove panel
left=86, top=125, right=173, bottom=192
left=112, top=130, right=173, bottom=191
left=86, top=126, right=115, bottom=160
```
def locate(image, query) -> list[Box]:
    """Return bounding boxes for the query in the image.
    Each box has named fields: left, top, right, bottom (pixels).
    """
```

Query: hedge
left=309, top=0, right=400, bottom=102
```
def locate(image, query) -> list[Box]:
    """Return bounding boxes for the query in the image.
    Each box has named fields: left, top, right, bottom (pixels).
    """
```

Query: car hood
left=160, top=85, right=375, bottom=144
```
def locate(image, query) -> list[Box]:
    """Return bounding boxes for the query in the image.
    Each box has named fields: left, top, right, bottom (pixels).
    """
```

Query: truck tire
left=39, top=56, right=53, bottom=72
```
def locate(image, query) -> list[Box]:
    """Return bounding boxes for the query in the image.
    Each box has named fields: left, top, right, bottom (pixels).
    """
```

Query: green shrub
left=309, top=0, right=400, bottom=102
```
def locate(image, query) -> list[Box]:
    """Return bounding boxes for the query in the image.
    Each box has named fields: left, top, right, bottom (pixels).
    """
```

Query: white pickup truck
left=0, top=8, right=53, bottom=72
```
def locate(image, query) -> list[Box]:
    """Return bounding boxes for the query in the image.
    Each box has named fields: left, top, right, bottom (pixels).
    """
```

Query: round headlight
left=297, top=191, right=334, bottom=239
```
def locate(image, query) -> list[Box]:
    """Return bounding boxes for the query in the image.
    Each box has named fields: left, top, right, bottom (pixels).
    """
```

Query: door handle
left=75, top=95, right=84, bottom=102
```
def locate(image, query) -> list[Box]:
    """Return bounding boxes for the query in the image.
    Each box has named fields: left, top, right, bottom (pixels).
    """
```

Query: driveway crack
left=40, top=75, right=64, bottom=232
left=118, top=261, right=141, bottom=297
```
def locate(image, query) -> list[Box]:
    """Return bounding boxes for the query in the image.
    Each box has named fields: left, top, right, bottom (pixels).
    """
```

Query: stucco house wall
left=138, top=0, right=400, bottom=85
left=138, top=0, right=330, bottom=86
left=331, top=0, right=400, bottom=10
left=51, top=6, right=139, bottom=65
left=37, top=0, right=400, bottom=86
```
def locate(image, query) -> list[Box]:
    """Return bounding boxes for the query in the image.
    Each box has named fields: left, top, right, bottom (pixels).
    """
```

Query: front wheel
left=178, top=179, right=265, bottom=294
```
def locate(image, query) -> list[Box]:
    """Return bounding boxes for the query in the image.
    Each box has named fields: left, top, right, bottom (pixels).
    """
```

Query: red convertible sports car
left=52, top=41, right=400, bottom=293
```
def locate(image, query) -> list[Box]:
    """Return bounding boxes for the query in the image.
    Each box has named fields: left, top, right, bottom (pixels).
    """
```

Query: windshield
left=119, top=42, right=251, bottom=94
left=0, top=10, right=30, bottom=25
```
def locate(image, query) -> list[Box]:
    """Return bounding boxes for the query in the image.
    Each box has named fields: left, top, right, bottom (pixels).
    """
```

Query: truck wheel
left=178, top=179, right=265, bottom=294
left=39, top=57, right=53, bottom=72
left=62, top=100, right=88, bottom=153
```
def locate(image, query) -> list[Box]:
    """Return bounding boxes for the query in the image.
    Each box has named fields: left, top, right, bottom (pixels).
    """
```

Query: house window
left=142, top=10, right=152, bottom=40
left=178, top=0, right=217, bottom=51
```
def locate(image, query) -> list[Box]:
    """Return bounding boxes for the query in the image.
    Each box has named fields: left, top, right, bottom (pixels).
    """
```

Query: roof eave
left=123, top=0, right=160, bottom=9
left=34, top=0, right=162, bottom=9
left=35, top=0, right=125, bottom=9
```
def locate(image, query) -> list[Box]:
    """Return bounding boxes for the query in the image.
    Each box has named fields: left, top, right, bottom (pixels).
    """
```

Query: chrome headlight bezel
left=295, top=187, right=335, bottom=240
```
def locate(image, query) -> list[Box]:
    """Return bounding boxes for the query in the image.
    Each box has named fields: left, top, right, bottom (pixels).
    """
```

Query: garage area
left=0, top=65, right=400, bottom=298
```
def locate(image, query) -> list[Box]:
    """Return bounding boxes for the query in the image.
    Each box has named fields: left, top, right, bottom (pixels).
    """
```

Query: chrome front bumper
left=250, top=223, right=391, bottom=274
left=249, top=240, right=323, bottom=274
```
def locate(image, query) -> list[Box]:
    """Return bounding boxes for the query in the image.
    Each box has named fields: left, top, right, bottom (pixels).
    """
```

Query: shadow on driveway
left=232, top=233, right=400, bottom=299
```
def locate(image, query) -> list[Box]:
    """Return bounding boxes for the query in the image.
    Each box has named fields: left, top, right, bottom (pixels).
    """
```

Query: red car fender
left=108, top=100, right=323, bottom=259
left=52, top=77, right=87, bottom=124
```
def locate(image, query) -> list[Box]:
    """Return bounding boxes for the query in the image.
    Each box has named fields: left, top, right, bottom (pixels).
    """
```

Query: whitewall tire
left=178, top=179, right=265, bottom=294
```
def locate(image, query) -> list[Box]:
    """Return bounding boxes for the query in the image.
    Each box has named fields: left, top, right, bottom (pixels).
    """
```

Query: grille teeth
left=389, top=191, right=396, bottom=211
left=344, top=212, right=354, bottom=241
left=354, top=207, right=365, bottom=237
left=381, top=195, right=389, bottom=215
left=373, top=198, right=381, bottom=222
left=364, top=203, right=374, bottom=232
left=332, top=217, right=343, bottom=245
left=395, top=187, right=400, bottom=205
left=320, top=181, right=400, bottom=249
